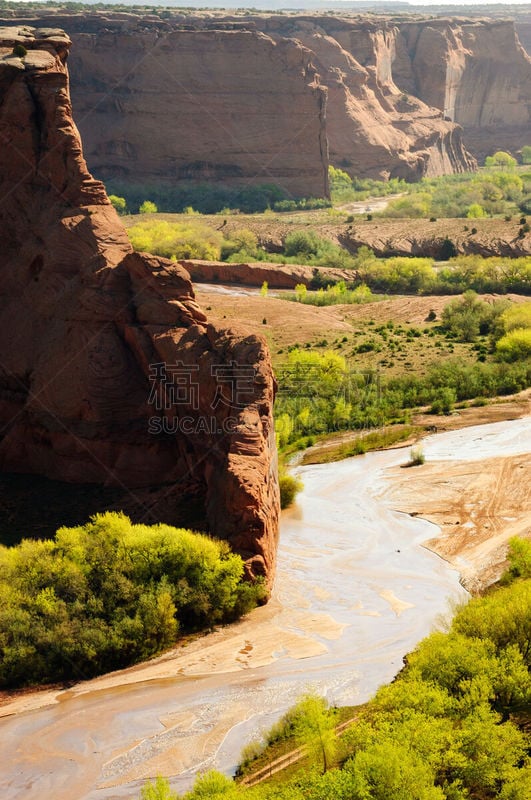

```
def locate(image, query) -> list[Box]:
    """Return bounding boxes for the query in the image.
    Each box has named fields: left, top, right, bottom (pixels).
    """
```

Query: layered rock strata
left=0, top=10, right=482, bottom=190
left=0, top=27, right=279, bottom=585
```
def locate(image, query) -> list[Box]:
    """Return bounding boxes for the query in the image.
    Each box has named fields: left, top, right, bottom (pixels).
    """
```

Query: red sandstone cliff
left=1, top=11, right=529, bottom=187
left=64, top=13, right=474, bottom=185
left=0, top=27, right=279, bottom=586
left=397, top=18, right=531, bottom=162
left=69, top=25, right=330, bottom=198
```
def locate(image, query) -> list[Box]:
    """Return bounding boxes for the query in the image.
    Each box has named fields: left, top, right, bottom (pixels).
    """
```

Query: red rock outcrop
left=0, top=27, right=279, bottom=586
left=179, top=260, right=358, bottom=289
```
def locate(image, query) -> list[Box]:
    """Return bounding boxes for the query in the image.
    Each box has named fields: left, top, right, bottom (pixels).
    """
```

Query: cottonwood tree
left=292, top=692, right=338, bottom=774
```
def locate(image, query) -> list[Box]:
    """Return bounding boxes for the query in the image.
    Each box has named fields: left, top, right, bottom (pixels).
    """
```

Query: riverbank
left=381, top=416, right=531, bottom=593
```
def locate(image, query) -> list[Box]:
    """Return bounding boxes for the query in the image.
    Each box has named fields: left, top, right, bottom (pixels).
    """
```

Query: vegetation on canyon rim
left=0, top=513, right=265, bottom=688
left=138, top=537, right=531, bottom=800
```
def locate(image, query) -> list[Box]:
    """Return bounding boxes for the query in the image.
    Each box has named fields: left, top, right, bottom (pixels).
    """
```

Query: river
left=1, top=418, right=528, bottom=800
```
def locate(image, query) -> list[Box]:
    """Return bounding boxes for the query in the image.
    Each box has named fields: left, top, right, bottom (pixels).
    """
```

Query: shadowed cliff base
left=0, top=27, right=279, bottom=586
left=0, top=473, right=208, bottom=547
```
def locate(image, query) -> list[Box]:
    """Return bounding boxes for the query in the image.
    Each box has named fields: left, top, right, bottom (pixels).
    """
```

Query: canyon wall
left=397, top=18, right=531, bottom=161
left=64, top=13, right=475, bottom=184
left=0, top=10, right=483, bottom=191
left=67, top=25, right=330, bottom=198
left=0, top=27, right=279, bottom=586
left=1, top=11, right=528, bottom=190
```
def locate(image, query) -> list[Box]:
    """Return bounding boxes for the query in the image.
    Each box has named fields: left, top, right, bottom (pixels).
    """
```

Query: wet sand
left=0, top=418, right=529, bottom=800
left=381, top=417, right=531, bottom=592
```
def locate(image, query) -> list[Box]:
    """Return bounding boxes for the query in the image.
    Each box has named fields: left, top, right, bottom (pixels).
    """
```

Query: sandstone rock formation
left=64, top=13, right=474, bottom=186
left=0, top=9, right=482, bottom=194
left=396, top=17, right=531, bottom=162
left=0, top=27, right=279, bottom=586
left=2, top=10, right=530, bottom=187
left=179, top=260, right=359, bottom=289
left=255, top=14, right=476, bottom=180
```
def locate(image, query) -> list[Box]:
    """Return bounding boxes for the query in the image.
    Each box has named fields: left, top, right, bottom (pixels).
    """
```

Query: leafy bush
left=0, top=513, right=264, bottom=688
left=220, top=228, right=260, bottom=261
left=496, top=328, right=531, bottom=361
left=289, top=281, right=376, bottom=307
left=441, top=292, right=508, bottom=342
left=128, top=220, right=223, bottom=260
left=109, top=194, right=127, bottom=214
left=279, top=472, right=304, bottom=509
left=139, top=200, right=158, bottom=214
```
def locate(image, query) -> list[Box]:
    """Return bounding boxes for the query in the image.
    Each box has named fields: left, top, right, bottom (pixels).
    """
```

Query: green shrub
left=496, top=328, right=531, bottom=361
left=139, top=200, right=158, bottom=214
left=430, top=387, right=457, bottom=414
left=408, top=446, right=425, bottom=465
left=128, top=220, right=223, bottom=260
left=279, top=472, right=304, bottom=509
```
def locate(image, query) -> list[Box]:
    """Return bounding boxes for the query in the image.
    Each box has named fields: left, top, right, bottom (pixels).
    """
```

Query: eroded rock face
left=255, top=15, right=476, bottom=180
left=179, top=260, right=359, bottom=289
left=0, top=28, right=279, bottom=586
left=397, top=18, right=531, bottom=162
left=69, top=24, right=330, bottom=198
left=0, top=10, right=480, bottom=189
left=63, top=13, right=474, bottom=184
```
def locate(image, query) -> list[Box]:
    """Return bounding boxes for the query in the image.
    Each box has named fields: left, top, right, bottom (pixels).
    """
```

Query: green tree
left=466, top=203, right=487, bottom=219
left=183, top=770, right=237, bottom=799
left=521, top=146, right=531, bottom=165
left=109, top=194, right=127, bottom=214
left=485, top=151, right=517, bottom=169
left=139, top=200, right=158, bottom=214
left=292, top=693, right=338, bottom=773
left=504, top=537, right=531, bottom=581
left=140, top=776, right=177, bottom=799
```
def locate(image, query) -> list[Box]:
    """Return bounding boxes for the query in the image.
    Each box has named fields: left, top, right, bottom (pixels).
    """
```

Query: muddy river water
left=1, top=419, right=529, bottom=800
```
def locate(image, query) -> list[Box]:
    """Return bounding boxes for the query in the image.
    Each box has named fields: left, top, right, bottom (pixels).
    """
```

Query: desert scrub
left=408, top=446, right=425, bottom=466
